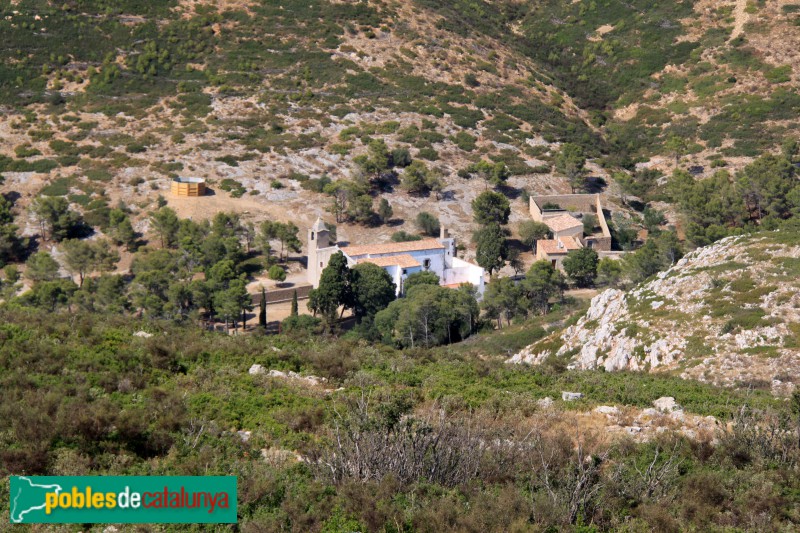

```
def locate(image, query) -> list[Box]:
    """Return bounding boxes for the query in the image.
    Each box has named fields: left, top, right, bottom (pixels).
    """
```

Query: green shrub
left=219, top=178, right=246, bottom=197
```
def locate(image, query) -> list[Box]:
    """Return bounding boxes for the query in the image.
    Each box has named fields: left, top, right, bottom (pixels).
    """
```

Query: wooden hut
left=171, top=176, right=206, bottom=197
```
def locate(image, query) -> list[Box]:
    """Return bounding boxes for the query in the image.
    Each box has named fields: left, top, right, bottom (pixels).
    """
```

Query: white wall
left=315, top=246, right=485, bottom=297
left=441, top=257, right=485, bottom=297
left=354, top=249, right=447, bottom=278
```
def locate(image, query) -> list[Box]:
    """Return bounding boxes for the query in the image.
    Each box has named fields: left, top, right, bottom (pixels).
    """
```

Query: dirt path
left=729, top=0, right=749, bottom=41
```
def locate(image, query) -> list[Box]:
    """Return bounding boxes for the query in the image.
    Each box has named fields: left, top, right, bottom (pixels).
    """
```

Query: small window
left=320, top=262, right=323, bottom=268
left=311, top=231, right=315, bottom=240
left=402, top=269, right=407, bottom=275
left=423, top=259, right=431, bottom=270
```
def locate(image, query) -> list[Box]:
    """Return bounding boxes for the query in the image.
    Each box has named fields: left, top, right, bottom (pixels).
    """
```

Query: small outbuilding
left=171, top=176, right=206, bottom=197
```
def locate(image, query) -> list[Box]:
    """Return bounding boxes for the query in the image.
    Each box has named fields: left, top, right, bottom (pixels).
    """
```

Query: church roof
left=311, top=217, right=328, bottom=232
left=342, top=238, right=445, bottom=257
left=357, top=254, right=421, bottom=268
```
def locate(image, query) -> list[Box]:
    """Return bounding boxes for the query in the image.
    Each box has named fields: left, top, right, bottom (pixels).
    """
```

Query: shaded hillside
left=511, top=229, right=800, bottom=395
left=420, top=0, right=800, bottom=167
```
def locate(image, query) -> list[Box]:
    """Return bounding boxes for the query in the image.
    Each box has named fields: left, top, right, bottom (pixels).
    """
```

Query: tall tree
left=664, top=134, right=688, bottom=167
left=260, top=221, right=302, bottom=261
left=597, top=258, right=623, bottom=287
left=0, top=194, right=26, bottom=267
left=375, top=285, right=478, bottom=348
left=308, top=251, right=352, bottom=329
left=404, top=271, right=439, bottom=294
left=555, top=143, right=587, bottom=193
left=642, top=208, right=666, bottom=233
left=518, top=221, right=551, bottom=253
left=355, top=138, right=390, bottom=180
left=27, top=279, right=77, bottom=312
left=291, top=289, right=298, bottom=317
left=737, top=154, right=796, bottom=221
left=401, top=160, right=436, bottom=195
left=472, top=191, right=511, bottom=226
left=377, top=198, right=393, bottom=224
left=31, top=196, right=84, bottom=242
left=474, top=223, right=509, bottom=275
left=259, top=286, right=267, bottom=328
left=149, top=206, right=180, bottom=248
left=25, top=251, right=60, bottom=283
left=622, top=233, right=682, bottom=284
left=482, top=276, right=524, bottom=328
left=463, top=160, right=510, bottom=189
left=61, top=239, right=119, bottom=287
left=562, top=248, right=599, bottom=288
left=416, top=212, right=440, bottom=237
left=107, top=208, right=137, bottom=251
left=522, top=260, right=563, bottom=315
left=215, top=279, right=251, bottom=333
left=351, top=262, right=396, bottom=322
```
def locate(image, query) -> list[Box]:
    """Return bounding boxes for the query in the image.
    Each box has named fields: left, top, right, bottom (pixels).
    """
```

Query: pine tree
left=291, top=289, right=298, bottom=316
left=259, top=286, right=267, bottom=328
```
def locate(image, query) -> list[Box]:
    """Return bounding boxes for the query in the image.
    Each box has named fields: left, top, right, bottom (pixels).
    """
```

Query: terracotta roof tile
left=544, top=213, right=583, bottom=233
left=357, top=254, right=421, bottom=268
left=343, top=238, right=444, bottom=257
left=538, top=236, right=582, bottom=255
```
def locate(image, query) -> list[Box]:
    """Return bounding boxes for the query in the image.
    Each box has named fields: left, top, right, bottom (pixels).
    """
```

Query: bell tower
left=307, top=217, right=331, bottom=286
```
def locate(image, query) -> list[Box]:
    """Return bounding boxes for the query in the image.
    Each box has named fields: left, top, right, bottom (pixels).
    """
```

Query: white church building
left=307, top=218, right=485, bottom=296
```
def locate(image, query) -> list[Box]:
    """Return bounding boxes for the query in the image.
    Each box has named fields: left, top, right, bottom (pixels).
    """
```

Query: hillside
left=0, top=0, right=604, bottom=254
left=1, top=0, right=798, bottom=255
left=511, top=229, right=800, bottom=395
left=2, top=306, right=796, bottom=531
left=414, top=0, right=800, bottom=170
left=3, top=2, right=800, bottom=530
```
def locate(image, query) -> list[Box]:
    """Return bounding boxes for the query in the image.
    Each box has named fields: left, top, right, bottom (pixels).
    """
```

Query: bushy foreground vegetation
left=0, top=308, right=797, bottom=531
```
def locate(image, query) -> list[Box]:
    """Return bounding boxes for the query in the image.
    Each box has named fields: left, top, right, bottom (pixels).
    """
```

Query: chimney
left=440, top=227, right=449, bottom=239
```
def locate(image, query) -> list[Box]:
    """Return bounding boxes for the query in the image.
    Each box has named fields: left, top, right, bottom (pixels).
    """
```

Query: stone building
left=535, top=235, right=583, bottom=269
left=307, top=218, right=485, bottom=296
left=530, top=193, right=612, bottom=252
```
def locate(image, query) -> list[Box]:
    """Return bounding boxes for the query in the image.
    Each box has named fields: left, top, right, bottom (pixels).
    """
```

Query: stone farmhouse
left=530, top=193, right=613, bottom=269
left=307, top=218, right=485, bottom=296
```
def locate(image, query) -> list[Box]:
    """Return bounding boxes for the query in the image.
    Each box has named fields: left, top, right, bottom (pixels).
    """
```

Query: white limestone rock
left=537, top=396, right=554, bottom=408
left=653, top=396, right=680, bottom=413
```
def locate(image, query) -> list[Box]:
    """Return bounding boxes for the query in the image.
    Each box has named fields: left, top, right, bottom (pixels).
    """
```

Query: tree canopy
left=518, top=220, right=550, bottom=251
left=554, top=143, right=587, bottom=193
left=472, top=191, right=510, bottom=226
left=351, top=262, right=396, bottom=322
left=474, top=223, right=509, bottom=275
left=562, top=248, right=599, bottom=288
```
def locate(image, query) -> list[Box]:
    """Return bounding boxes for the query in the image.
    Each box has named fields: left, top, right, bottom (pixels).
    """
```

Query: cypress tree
left=291, top=289, right=298, bottom=316
left=259, top=286, right=267, bottom=328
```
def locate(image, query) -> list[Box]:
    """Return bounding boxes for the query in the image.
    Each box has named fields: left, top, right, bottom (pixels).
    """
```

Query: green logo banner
left=9, top=476, right=237, bottom=524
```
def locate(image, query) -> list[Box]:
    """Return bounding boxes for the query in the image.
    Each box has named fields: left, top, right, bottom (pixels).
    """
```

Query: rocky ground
left=510, top=230, right=800, bottom=396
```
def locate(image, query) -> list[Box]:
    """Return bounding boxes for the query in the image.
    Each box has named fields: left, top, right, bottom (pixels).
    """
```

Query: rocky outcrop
left=510, top=231, right=800, bottom=394
left=249, top=365, right=328, bottom=387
